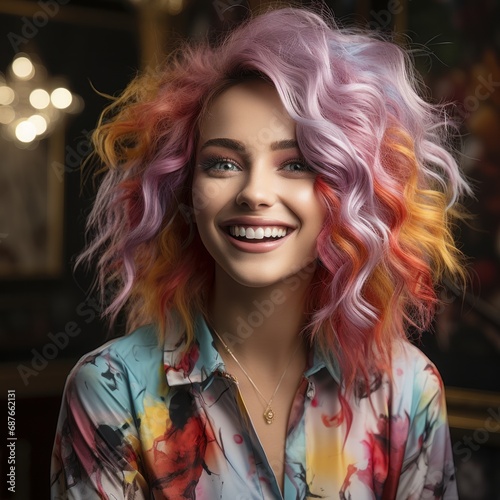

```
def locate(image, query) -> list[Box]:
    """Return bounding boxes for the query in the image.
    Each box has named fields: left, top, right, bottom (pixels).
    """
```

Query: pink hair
left=80, top=7, right=469, bottom=390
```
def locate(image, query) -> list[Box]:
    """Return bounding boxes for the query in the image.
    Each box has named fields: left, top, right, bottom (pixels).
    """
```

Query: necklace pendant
left=263, top=407, right=275, bottom=424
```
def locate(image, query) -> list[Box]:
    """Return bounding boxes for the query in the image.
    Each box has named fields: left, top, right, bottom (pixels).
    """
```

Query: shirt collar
left=163, top=313, right=342, bottom=387
left=305, top=346, right=342, bottom=385
left=163, top=313, right=224, bottom=387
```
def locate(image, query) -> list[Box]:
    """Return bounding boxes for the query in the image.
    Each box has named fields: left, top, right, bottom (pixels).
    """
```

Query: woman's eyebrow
left=199, top=138, right=299, bottom=152
left=270, top=139, right=299, bottom=151
left=199, top=138, right=245, bottom=152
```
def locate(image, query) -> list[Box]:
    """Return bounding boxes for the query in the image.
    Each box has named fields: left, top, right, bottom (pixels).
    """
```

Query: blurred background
left=0, top=0, right=499, bottom=498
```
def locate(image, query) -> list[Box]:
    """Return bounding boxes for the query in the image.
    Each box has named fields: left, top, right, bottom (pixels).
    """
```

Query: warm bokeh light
left=2, top=55, right=80, bottom=145
left=29, top=88, right=50, bottom=109
left=0, top=106, right=15, bottom=125
left=0, top=86, right=15, bottom=105
left=129, top=0, right=184, bottom=14
left=12, top=56, right=35, bottom=80
left=15, top=120, right=37, bottom=143
left=51, top=87, right=72, bottom=109
left=167, top=0, right=183, bottom=15
left=28, top=114, right=48, bottom=135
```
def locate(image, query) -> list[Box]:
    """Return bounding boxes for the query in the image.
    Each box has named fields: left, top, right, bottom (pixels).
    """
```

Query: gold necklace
left=211, top=327, right=301, bottom=425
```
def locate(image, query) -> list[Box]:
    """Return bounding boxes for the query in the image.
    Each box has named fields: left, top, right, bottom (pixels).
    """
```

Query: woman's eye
left=212, top=160, right=238, bottom=171
left=282, top=161, right=310, bottom=173
left=202, top=159, right=240, bottom=172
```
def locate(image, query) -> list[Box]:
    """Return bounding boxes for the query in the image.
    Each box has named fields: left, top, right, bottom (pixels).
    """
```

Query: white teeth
left=228, top=225, right=289, bottom=240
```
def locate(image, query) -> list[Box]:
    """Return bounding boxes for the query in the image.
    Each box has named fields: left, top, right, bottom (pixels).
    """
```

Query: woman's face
left=192, top=80, right=325, bottom=288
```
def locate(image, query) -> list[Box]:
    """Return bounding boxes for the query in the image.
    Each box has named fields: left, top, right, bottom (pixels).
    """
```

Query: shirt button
left=306, top=380, right=315, bottom=399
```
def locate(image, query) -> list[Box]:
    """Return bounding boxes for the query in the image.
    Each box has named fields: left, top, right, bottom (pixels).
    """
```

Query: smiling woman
left=51, top=6, right=469, bottom=500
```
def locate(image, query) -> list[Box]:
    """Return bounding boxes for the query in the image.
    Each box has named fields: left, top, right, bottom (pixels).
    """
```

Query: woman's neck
left=207, top=265, right=315, bottom=370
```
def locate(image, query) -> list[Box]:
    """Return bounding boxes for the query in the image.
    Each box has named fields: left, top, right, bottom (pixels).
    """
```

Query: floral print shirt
left=51, top=314, right=458, bottom=499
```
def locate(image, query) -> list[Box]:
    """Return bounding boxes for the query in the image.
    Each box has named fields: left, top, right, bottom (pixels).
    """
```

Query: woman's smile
left=221, top=217, right=296, bottom=251
left=222, top=226, right=295, bottom=253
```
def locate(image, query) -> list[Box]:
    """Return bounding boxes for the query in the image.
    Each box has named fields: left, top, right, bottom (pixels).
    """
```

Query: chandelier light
left=0, top=53, right=82, bottom=148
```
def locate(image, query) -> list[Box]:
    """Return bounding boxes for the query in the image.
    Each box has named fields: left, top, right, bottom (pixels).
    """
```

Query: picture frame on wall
left=0, top=128, right=65, bottom=279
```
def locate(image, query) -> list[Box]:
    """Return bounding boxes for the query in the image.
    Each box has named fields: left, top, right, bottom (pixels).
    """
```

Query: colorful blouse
left=51, top=314, right=458, bottom=499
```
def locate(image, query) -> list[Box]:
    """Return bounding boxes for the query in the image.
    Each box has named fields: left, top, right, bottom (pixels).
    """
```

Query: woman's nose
left=235, top=167, right=277, bottom=209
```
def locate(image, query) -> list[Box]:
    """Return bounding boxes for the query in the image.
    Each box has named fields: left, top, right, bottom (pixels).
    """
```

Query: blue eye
left=212, top=160, right=238, bottom=171
left=282, top=161, right=311, bottom=173
left=200, top=157, right=240, bottom=173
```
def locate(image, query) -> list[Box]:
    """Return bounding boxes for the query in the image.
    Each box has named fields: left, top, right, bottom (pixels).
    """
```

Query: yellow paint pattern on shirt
left=139, top=395, right=171, bottom=450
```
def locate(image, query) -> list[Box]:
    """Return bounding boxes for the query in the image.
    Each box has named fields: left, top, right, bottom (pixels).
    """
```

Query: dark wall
left=0, top=2, right=139, bottom=498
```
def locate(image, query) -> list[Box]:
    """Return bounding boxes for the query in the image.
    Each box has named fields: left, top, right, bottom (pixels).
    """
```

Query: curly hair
left=80, top=7, right=470, bottom=389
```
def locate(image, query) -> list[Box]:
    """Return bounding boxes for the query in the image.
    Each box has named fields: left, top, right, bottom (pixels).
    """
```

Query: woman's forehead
left=197, top=80, right=296, bottom=149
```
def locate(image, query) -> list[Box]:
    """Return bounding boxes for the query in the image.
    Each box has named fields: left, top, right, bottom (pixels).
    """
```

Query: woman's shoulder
left=64, top=324, right=165, bottom=398
left=389, top=339, right=448, bottom=417
left=392, top=340, right=444, bottom=382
